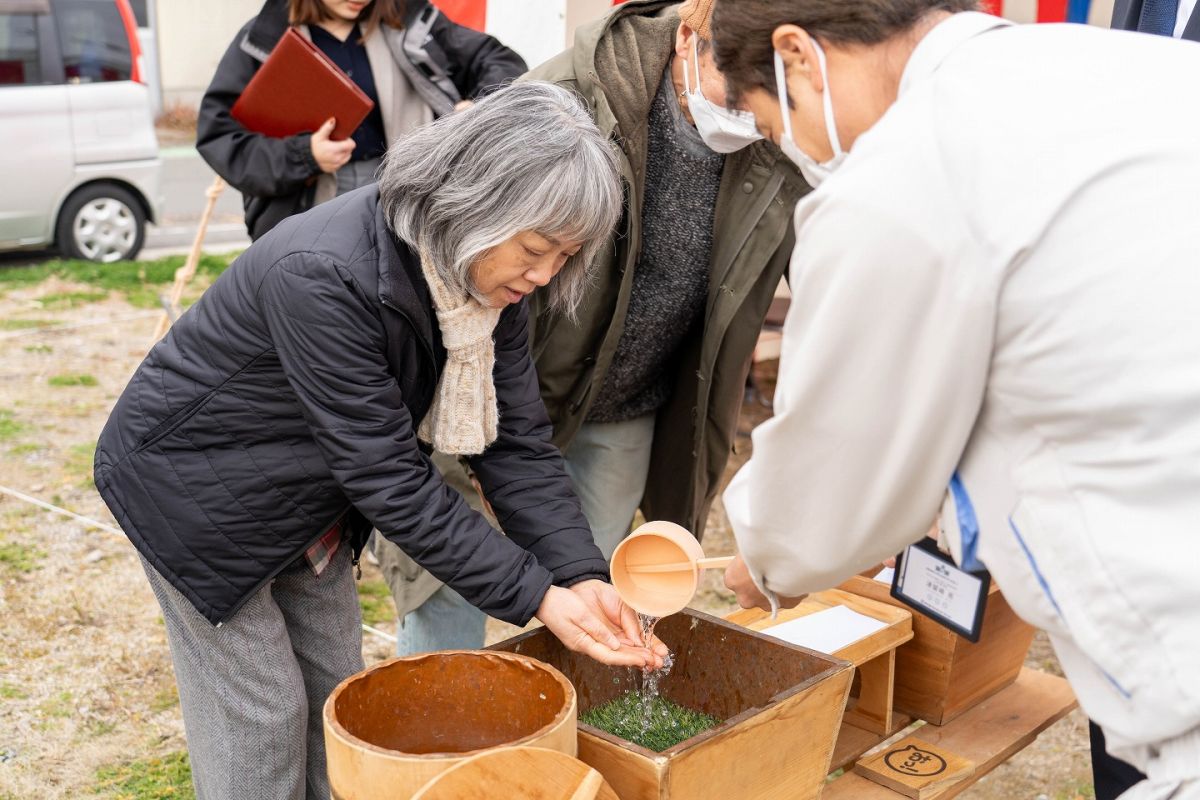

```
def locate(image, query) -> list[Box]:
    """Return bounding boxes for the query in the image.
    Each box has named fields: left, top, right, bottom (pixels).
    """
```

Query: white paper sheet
left=873, top=566, right=895, bottom=584
left=761, top=604, right=889, bottom=655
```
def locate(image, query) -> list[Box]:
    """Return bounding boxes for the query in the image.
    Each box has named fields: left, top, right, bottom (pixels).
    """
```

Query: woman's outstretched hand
left=536, top=581, right=668, bottom=669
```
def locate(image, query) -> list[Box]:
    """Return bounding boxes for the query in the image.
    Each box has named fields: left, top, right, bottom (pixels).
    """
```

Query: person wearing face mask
left=710, top=2, right=1200, bottom=799
left=372, top=0, right=809, bottom=657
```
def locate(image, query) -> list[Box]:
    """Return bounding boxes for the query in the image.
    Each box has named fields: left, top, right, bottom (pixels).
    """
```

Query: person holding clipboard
left=197, top=0, right=526, bottom=240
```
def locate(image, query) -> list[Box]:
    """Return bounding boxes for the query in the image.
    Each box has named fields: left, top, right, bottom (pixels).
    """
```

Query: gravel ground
left=0, top=280, right=1093, bottom=799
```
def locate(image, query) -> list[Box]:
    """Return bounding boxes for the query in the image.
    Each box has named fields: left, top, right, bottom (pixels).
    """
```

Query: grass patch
left=94, top=751, right=194, bottom=800
left=37, top=691, right=73, bottom=719
left=1054, top=782, right=1096, bottom=800
left=0, top=683, right=29, bottom=700
left=67, top=442, right=97, bottom=487
left=0, top=318, right=53, bottom=331
left=85, top=719, right=118, bottom=738
left=0, top=410, right=23, bottom=441
left=150, top=686, right=179, bottom=714
left=8, top=443, right=44, bottom=456
left=0, top=542, right=46, bottom=573
left=38, top=290, right=108, bottom=309
left=580, top=692, right=720, bottom=752
left=357, top=580, right=395, bottom=626
left=0, top=253, right=238, bottom=308
left=23, top=343, right=52, bottom=353
left=49, top=374, right=99, bottom=387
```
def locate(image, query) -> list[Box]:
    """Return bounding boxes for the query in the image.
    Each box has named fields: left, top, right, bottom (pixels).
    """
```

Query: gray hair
left=379, top=81, right=623, bottom=319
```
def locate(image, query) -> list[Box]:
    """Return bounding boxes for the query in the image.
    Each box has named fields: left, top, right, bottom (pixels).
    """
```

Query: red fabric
left=1037, top=0, right=1070, bottom=20
left=434, top=0, right=487, bottom=31
left=979, top=0, right=1003, bottom=14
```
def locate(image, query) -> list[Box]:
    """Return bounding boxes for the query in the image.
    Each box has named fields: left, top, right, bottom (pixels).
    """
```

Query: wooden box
left=491, top=608, right=853, bottom=800
left=839, top=574, right=1036, bottom=725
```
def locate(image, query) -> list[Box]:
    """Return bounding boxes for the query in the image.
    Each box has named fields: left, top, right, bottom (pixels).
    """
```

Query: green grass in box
left=580, top=692, right=720, bottom=752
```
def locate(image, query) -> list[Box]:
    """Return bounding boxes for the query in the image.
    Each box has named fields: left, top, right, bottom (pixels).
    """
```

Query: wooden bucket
left=412, top=746, right=619, bottom=799
left=323, top=650, right=577, bottom=800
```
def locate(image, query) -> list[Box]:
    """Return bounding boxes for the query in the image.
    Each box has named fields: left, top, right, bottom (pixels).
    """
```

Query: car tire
left=55, top=183, right=147, bottom=263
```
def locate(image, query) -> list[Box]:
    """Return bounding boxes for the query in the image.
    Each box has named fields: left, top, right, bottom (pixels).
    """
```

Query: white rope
left=0, top=310, right=161, bottom=340
left=0, top=483, right=124, bottom=535
left=361, top=623, right=398, bottom=644
left=0, top=483, right=396, bottom=645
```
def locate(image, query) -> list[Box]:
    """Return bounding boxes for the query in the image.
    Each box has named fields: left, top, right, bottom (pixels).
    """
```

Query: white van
left=0, top=0, right=162, bottom=262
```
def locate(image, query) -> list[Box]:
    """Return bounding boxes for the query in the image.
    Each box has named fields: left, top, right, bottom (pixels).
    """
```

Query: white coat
left=723, top=13, right=1200, bottom=796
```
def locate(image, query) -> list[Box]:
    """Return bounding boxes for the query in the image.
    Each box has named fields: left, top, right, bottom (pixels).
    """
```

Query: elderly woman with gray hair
left=94, top=82, right=663, bottom=800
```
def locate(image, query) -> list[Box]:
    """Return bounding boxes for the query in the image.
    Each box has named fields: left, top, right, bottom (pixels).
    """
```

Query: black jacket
left=95, top=187, right=607, bottom=626
left=197, top=0, right=527, bottom=240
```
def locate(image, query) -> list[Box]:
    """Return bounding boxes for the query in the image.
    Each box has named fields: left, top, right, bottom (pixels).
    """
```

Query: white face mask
left=774, top=41, right=845, bottom=187
left=685, top=39, right=763, bottom=153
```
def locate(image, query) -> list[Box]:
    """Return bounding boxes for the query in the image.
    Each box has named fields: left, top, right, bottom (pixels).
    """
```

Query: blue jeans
left=395, top=414, right=656, bottom=656
left=561, top=414, right=656, bottom=559
left=396, top=582, right=488, bottom=656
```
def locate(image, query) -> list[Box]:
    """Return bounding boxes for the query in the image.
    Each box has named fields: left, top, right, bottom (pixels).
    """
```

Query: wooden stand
left=839, top=574, right=1037, bottom=726
left=726, top=588, right=915, bottom=770
left=824, top=668, right=1076, bottom=799
left=492, top=609, right=854, bottom=800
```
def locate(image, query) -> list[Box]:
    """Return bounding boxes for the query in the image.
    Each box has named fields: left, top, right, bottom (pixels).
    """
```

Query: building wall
left=154, top=0, right=261, bottom=109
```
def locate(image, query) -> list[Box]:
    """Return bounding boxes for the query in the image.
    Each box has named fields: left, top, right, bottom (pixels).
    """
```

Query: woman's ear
left=675, top=22, right=697, bottom=61
left=771, top=24, right=825, bottom=94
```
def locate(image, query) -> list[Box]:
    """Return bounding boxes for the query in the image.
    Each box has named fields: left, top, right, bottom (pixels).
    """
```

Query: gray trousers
left=140, top=543, right=364, bottom=800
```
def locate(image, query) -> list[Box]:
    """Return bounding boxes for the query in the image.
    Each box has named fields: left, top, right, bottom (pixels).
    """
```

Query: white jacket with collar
left=724, top=13, right=1200, bottom=787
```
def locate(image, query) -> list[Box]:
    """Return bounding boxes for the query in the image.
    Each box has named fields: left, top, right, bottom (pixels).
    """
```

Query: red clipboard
left=231, top=27, right=374, bottom=140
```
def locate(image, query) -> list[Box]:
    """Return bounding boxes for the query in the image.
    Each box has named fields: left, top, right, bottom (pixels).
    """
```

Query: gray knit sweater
left=586, top=66, right=725, bottom=424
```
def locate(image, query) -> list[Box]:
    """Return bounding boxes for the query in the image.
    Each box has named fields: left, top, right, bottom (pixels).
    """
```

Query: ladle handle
left=570, top=769, right=604, bottom=800
left=624, top=556, right=737, bottom=574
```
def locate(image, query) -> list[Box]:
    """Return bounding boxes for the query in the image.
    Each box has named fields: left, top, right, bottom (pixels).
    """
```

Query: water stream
left=636, top=613, right=674, bottom=737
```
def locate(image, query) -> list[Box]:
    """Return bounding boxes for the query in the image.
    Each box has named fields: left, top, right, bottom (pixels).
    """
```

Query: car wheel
left=56, top=184, right=147, bottom=263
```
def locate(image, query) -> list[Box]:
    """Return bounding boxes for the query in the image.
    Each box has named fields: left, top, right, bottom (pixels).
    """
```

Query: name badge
left=890, top=538, right=990, bottom=642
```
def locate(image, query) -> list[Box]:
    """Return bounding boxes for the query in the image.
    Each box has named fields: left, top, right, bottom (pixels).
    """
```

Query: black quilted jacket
left=95, top=187, right=607, bottom=626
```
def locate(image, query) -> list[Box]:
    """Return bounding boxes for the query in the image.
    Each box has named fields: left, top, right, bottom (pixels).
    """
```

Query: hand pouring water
left=610, top=521, right=735, bottom=618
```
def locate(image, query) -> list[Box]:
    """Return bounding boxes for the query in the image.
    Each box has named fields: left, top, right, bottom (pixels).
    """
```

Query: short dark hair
left=289, top=0, right=407, bottom=40
left=712, top=0, right=979, bottom=103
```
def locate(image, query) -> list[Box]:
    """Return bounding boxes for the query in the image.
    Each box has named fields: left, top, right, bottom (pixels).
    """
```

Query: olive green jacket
left=526, top=0, right=809, bottom=539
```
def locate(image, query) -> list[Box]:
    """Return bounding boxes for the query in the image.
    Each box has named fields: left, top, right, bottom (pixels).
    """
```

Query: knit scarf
left=416, top=249, right=504, bottom=455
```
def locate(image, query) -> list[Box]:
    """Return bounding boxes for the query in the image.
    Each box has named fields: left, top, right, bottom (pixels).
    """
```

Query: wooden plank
left=822, top=668, right=1077, bottom=800
left=842, top=650, right=895, bottom=735
left=854, top=737, right=974, bottom=799
left=726, top=589, right=913, bottom=666
left=831, top=714, right=913, bottom=773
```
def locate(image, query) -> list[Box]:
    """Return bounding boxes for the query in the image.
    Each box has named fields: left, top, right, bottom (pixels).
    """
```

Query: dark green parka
left=526, top=0, right=809, bottom=538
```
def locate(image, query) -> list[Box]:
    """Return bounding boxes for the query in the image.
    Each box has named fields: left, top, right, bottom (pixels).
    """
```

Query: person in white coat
left=709, top=2, right=1200, bottom=798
